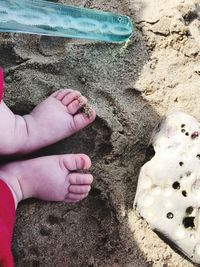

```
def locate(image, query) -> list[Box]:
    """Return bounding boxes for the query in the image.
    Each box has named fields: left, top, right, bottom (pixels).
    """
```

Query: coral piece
left=134, top=111, right=200, bottom=264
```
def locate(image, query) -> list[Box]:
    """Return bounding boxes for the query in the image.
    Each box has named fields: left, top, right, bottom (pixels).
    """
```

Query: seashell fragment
left=134, top=111, right=200, bottom=264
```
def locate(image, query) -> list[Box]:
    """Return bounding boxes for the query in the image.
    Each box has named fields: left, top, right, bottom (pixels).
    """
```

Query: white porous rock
left=134, top=111, right=200, bottom=264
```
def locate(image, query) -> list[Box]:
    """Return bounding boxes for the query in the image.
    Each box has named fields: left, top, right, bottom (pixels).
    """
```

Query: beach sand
left=0, top=0, right=200, bottom=266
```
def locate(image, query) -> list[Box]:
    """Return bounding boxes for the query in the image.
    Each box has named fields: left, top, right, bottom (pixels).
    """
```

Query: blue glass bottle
left=0, top=0, right=133, bottom=42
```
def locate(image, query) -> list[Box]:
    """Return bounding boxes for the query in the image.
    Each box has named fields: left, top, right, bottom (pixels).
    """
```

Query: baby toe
left=73, top=109, right=96, bottom=131
left=63, top=154, right=91, bottom=171
left=69, top=173, right=93, bottom=185
left=52, top=89, right=73, bottom=100
left=62, top=91, right=81, bottom=106
left=67, top=96, right=87, bottom=115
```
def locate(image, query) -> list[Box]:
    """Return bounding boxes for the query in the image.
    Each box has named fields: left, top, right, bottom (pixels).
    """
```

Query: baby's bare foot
left=0, top=154, right=93, bottom=207
left=0, top=89, right=96, bottom=155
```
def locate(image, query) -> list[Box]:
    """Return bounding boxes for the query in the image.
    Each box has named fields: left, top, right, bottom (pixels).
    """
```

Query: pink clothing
left=0, top=180, right=15, bottom=267
left=0, top=69, right=15, bottom=266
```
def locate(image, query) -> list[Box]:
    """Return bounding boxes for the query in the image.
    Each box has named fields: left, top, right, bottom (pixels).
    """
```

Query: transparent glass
left=0, top=0, right=133, bottom=42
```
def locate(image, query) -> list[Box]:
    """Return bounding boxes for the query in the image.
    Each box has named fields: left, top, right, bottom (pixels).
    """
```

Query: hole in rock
left=186, top=207, right=194, bottom=215
left=181, top=124, right=186, bottom=128
left=181, top=129, right=186, bottom=133
left=191, top=131, right=199, bottom=139
left=182, top=190, right=187, bottom=197
left=185, top=132, right=189, bottom=136
left=167, top=212, right=174, bottom=219
left=172, top=181, right=180, bottom=190
left=197, top=154, right=200, bottom=159
left=179, top=162, right=184, bottom=166
left=183, top=217, right=195, bottom=229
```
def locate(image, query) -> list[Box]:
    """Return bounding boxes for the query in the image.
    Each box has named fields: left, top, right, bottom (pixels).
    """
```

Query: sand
left=0, top=0, right=200, bottom=266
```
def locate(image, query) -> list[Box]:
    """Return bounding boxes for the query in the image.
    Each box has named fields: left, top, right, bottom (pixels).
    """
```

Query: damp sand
left=0, top=0, right=199, bottom=266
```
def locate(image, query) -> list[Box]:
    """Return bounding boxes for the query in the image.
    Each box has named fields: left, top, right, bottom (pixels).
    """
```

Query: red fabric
left=0, top=180, right=15, bottom=267
left=0, top=68, right=4, bottom=102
